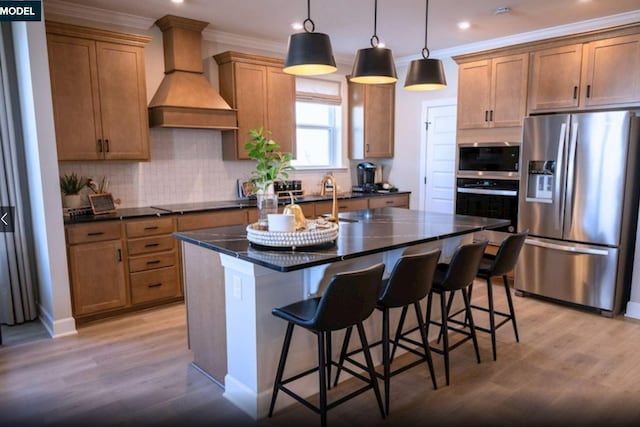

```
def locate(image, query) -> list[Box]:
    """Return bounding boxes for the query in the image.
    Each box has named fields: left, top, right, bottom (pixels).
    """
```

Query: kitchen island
left=173, top=208, right=508, bottom=420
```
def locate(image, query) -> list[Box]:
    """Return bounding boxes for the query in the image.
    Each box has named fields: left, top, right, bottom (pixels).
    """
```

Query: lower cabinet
left=368, top=194, right=410, bottom=209
left=66, top=222, right=127, bottom=317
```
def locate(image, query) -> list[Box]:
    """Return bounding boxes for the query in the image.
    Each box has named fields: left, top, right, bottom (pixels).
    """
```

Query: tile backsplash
left=58, top=128, right=351, bottom=209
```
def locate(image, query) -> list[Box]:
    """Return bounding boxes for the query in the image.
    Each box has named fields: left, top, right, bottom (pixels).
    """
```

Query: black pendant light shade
left=404, top=0, right=447, bottom=91
left=350, top=47, right=397, bottom=84
left=350, top=0, right=397, bottom=84
left=284, top=1, right=337, bottom=76
left=404, top=57, right=446, bottom=90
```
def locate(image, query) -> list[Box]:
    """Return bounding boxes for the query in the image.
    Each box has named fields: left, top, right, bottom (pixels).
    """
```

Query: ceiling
left=45, top=0, right=640, bottom=61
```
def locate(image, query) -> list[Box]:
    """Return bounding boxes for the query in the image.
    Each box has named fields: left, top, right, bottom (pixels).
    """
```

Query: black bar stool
left=268, top=263, right=386, bottom=427
left=333, top=249, right=441, bottom=415
left=425, top=240, right=488, bottom=386
left=469, top=230, right=528, bottom=360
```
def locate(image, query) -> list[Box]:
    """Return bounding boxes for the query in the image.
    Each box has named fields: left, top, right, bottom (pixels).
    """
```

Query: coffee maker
left=353, top=162, right=377, bottom=193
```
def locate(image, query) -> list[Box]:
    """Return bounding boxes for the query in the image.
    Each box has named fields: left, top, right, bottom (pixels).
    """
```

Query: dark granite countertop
left=173, top=207, right=509, bottom=272
left=63, top=191, right=411, bottom=224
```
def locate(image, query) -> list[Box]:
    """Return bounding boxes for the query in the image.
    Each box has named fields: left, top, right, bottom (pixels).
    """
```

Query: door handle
left=525, top=238, right=609, bottom=256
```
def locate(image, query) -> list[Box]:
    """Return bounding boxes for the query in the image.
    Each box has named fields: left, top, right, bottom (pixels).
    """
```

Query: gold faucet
left=320, top=173, right=338, bottom=223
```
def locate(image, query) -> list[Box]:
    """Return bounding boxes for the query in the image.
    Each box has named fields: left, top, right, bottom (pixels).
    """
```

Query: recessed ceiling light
left=171, top=0, right=184, bottom=4
left=458, top=21, right=470, bottom=30
left=494, top=6, right=511, bottom=15
left=291, top=22, right=303, bottom=30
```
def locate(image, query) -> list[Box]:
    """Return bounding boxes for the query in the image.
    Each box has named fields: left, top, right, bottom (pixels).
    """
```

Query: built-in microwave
left=457, top=143, right=520, bottom=178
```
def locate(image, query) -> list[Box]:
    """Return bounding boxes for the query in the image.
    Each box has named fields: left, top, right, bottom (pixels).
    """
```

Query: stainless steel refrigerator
left=515, top=111, right=640, bottom=316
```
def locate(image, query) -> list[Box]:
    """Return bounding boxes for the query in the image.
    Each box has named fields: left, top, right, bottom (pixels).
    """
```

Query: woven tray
left=246, top=220, right=338, bottom=249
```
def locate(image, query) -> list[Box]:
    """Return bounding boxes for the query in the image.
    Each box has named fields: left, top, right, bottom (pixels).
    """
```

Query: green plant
left=59, top=173, right=87, bottom=195
left=244, top=127, right=294, bottom=193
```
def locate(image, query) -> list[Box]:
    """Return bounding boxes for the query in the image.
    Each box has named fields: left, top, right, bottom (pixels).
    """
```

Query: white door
left=422, top=105, right=456, bottom=213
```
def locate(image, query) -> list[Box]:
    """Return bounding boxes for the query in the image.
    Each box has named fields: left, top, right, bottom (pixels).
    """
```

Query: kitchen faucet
left=320, top=174, right=338, bottom=223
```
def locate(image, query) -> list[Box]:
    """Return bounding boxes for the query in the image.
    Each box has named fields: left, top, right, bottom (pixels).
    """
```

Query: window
left=292, top=78, right=342, bottom=169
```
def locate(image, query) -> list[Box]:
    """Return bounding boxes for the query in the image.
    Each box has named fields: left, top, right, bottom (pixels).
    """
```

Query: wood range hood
left=148, top=15, right=237, bottom=130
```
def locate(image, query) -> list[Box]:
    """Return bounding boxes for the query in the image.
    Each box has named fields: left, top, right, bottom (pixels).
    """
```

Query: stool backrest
left=490, top=230, right=528, bottom=276
left=379, top=249, right=441, bottom=308
left=312, top=263, right=385, bottom=331
left=440, top=240, right=488, bottom=291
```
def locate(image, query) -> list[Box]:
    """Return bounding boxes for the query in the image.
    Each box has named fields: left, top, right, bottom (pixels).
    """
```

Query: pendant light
left=350, top=0, right=397, bottom=84
left=404, top=0, right=447, bottom=90
left=284, top=0, right=337, bottom=76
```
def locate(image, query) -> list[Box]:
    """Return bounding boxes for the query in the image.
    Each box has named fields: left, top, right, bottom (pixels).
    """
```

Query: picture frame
left=88, top=193, right=116, bottom=215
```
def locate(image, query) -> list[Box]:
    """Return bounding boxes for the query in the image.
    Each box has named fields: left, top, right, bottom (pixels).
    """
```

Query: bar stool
left=268, top=263, right=386, bottom=427
left=425, top=240, right=488, bottom=386
left=469, top=230, right=528, bottom=360
left=333, top=249, right=441, bottom=415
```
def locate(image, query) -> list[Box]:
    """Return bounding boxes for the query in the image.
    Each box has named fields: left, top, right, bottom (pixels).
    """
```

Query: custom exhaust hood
left=148, top=15, right=237, bottom=129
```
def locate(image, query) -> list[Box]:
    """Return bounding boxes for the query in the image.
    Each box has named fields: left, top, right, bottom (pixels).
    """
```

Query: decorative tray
left=246, top=219, right=338, bottom=250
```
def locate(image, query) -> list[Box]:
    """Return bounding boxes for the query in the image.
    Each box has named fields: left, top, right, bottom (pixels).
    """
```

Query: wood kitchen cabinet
left=214, top=51, right=296, bottom=160
left=456, top=53, right=528, bottom=130
left=347, top=79, right=395, bottom=159
left=66, top=222, right=127, bottom=317
left=126, top=217, right=182, bottom=305
left=368, top=194, right=410, bottom=209
left=528, top=33, right=640, bottom=112
left=46, top=21, right=151, bottom=161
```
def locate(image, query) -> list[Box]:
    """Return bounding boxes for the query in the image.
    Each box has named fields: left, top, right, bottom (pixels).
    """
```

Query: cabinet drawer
left=128, top=251, right=177, bottom=273
left=127, top=235, right=175, bottom=255
left=177, top=210, right=248, bottom=231
left=126, top=217, right=174, bottom=238
left=66, top=222, right=121, bottom=244
left=130, top=266, right=180, bottom=304
left=369, top=195, right=409, bottom=209
left=315, top=198, right=368, bottom=215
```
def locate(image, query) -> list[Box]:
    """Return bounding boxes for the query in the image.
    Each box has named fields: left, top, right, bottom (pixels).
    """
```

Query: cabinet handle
left=484, top=110, right=489, bottom=122
left=573, top=86, right=578, bottom=100
left=586, top=85, right=591, bottom=98
left=147, top=283, right=162, bottom=288
left=489, top=110, right=494, bottom=122
left=116, top=249, right=122, bottom=262
left=366, top=143, right=370, bottom=153
left=97, top=139, right=103, bottom=152
left=144, top=243, right=160, bottom=248
left=104, top=139, right=110, bottom=152
left=146, top=260, right=161, bottom=265
left=385, top=200, right=394, bottom=204
left=144, top=226, right=159, bottom=231
left=87, top=232, right=104, bottom=236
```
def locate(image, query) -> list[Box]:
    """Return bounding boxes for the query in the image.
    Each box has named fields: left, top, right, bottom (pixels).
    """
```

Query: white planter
left=63, top=194, right=83, bottom=209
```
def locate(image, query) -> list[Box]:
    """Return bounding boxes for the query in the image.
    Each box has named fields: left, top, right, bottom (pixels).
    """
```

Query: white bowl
left=267, top=214, right=296, bottom=232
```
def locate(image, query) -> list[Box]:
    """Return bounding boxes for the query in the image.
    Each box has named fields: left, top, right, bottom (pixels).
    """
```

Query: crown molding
left=396, top=9, right=640, bottom=66
left=43, top=0, right=155, bottom=30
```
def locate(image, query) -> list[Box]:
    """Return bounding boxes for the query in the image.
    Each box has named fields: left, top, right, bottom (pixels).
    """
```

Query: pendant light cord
left=370, top=0, right=379, bottom=47
left=303, top=0, right=315, bottom=32
left=422, top=0, right=430, bottom=59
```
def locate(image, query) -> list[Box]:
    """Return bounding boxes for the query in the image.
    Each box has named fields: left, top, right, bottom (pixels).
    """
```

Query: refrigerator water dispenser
left=526, top=160, right=555, bottom=202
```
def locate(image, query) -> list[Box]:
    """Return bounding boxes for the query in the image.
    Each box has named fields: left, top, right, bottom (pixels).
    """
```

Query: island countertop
left=173, top=207, right=509, bottom=272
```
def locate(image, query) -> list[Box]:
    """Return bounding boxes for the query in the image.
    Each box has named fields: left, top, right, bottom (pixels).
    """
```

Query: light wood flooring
left=2, top=283, right=640, bottom=427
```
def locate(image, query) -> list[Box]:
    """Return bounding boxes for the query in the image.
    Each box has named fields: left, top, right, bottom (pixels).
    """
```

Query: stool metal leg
left=356, top=322, right=385, bottom=420
left=503, top=274, right=520, bottom=342
left=440, top=290, right=451, bottom=386
left=461, top=288, right=481, bottom=364
left=332, top=326, right=353, bottom=387
left=486, top=276, right=497, bottom=361
left=269, top=322, right=295, bottom=417
left=324, top=331, right=332, bottom=390
left=382, top=307, right=390, bottom=415
left=317, top=331, right=328, bottom=427
left=414, top=301, right=437, bottom=390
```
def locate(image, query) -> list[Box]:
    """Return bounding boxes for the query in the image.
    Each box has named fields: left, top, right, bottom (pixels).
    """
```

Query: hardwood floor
left=2, top=285, right=640, bottom=427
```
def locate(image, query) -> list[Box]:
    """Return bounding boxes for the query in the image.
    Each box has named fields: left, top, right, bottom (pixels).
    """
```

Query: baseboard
left=38, top=304, right=77, bottom=338
left=624, top=301, right=640, bottom=320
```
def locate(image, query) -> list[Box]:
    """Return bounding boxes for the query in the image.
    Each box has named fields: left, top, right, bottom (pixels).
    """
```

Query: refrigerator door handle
left=556, top=123, right=567, bottom=227
left=564, top=122, right=579, bottom=234
left=524, top=238, right=610, bottom=256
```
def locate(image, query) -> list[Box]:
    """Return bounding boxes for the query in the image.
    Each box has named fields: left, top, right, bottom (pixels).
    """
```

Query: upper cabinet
left=214, top=51, right=296, bottom=160
left=456, top=53, right=529, bottom=130
left=347, top=79, right=395, bottom=159
left=529, top=33, right=640, bottom=113
left=46, top=21, right=151, bottom=161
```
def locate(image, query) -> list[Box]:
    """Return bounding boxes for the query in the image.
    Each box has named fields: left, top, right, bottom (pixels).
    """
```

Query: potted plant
left=60, top=172, right=87, bottom=209
left=244, top=128, right=294, bottom=228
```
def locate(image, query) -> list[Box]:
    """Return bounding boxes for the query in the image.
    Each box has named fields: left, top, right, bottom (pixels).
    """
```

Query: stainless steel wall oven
left=455, top=143, right=520, bottom=233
